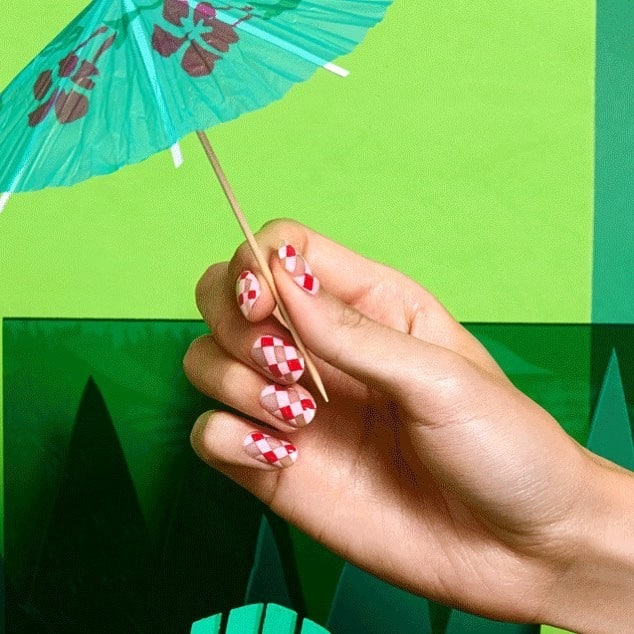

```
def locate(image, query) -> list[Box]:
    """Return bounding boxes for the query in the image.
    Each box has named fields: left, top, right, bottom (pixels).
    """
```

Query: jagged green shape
left=245, top=515, right=293, bottom=607
left=326, top=564, right=432, bottom=634
left=24, top=378, right=153, bottom=632
left=586, top=350, right=634, bottom=469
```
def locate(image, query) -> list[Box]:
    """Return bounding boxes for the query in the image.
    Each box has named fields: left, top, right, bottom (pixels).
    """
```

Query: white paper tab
left=170, top=142, right=183, bottom=168
left=0, top=191, right=11, bottom=213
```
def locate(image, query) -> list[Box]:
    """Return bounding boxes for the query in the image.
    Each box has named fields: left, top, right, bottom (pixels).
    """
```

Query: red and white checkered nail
left=260, top=383, right=316, bottom=427
left=243, top=431, right=298, bottom=468
left=236, top=270, right=261, bottom=318
left=278, top=243, right=320, bottom=294
left=251, top=335, right=305, bottom=384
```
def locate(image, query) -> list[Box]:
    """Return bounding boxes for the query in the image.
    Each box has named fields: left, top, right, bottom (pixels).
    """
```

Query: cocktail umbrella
left=0, top=0, right=391, bottom=398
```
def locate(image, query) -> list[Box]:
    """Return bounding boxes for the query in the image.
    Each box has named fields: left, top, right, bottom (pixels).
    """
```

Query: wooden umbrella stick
left=196, top=130, right=329, bottom=403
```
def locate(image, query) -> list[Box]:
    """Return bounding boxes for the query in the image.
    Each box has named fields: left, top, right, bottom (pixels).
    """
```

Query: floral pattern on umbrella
left=0, top=0, right=391, bottom=196
left=152, top=1, right=253, bottom=77
left=28, top=26, right=116, bottom=126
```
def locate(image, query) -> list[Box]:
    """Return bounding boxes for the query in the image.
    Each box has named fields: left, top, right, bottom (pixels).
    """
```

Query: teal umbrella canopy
left=0, top=0, right=390, bottom=200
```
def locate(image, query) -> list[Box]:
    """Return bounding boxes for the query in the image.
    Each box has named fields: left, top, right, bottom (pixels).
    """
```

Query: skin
left=184, top=219, right=634, bottom=632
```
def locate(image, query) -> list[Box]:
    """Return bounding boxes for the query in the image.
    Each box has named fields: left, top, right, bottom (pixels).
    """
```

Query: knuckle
left=339, top=302, right=367, bottom=331
left=258, top=217, right=300, bottom=235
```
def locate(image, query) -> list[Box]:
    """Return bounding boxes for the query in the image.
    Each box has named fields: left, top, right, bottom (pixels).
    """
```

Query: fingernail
left=278, top=243, right=320, bottom=294
left=251, top=335, right=304, bottom=385
left=260, top=383, right=316, bottom=427
left=243, top=431, right=298, bottom=468
left=236, top=270, right=261, bottom=318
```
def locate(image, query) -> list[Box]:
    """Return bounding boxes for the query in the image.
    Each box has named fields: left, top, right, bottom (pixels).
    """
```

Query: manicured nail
left=236, top=270, right=261, bottom=318
left=260, top=383, right=316, bottom=427
left=243, top=431, right=298, bottom=468
left=278, top=243, right=320, bottom=294
left=251, top=335, right=304, bottom=384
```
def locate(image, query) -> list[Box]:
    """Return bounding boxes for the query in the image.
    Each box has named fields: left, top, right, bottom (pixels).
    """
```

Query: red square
left=279, top=405, right=294, bottom=420
left=261, top=450, right=278, bottom=463
left=287, top=358, right=302, bottom=372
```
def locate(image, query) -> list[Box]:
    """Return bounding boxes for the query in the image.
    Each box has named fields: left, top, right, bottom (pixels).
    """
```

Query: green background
left=4, top=0, right=630, bottom=632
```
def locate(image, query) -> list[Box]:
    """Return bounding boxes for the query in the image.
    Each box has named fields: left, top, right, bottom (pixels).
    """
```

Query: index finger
left=227, top=218, right=426, bottom=320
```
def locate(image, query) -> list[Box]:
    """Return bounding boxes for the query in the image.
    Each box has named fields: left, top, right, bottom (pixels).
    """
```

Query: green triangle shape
left=244, top=515, right=293, bottom=607
left=326, top=564, right=432, bottom=633
left=586, top=350, right=634, bottom=470
left=25, top=378, right=153, bottom=631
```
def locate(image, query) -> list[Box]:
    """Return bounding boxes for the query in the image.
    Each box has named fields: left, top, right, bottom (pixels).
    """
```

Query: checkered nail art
left=236, top=270, right=261, bottom=318
left=251, top=335, right=305, bottom=384
left=260, top=384, right=316, bottom=427
left=278, top=243, right=320, bottom=294
left=243, top=431, right=298, bottom=468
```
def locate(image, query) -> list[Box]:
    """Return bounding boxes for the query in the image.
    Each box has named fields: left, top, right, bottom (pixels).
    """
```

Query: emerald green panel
left=300, top=619, right=331, bottom=634
left=225, top=603, right=263, bottom=634
left=261, top=604, right=298, bottom=634
left=190, top=613, right=222, bottom=634
left=593, top=0, right=634, bottom=323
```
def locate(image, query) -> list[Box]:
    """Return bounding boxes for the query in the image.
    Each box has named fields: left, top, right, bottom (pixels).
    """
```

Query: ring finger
left=185, top=334, right=318, bottom=431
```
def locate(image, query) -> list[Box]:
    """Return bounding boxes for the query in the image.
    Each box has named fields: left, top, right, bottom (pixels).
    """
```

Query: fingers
left=197, top=219, right=504, bottom=378
left=185, top=335, right=317, bottom=431
left=190, top=410, right=298, bottom=510
left=201, top=219, right=422, bottom=325
left=268, top=244, right=461, bottom=409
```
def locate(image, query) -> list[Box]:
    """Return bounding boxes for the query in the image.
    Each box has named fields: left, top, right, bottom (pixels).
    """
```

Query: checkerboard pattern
left=260, top=383, right=316, bottom=427
left=251, top=335, right=304, bottom=384
left=278, top=243, right=320, bottom=294
left=243, top=431, right=298, bottom=468
left=236, top=270, right=261, bottom=318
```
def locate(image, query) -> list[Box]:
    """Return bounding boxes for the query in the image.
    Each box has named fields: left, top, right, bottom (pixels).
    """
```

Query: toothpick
left=196, top=130, right=329, bottom=403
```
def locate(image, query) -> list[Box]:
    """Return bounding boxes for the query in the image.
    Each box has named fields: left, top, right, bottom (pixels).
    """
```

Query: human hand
left=184, top=220, right=634, bottom=631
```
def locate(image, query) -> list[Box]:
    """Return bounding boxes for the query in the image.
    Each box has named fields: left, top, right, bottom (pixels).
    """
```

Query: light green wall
left=1, top=1, right=594, bottom=323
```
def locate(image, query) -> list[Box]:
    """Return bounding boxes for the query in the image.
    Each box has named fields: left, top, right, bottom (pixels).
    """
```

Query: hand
left=184, top=220, right=634, bottom=631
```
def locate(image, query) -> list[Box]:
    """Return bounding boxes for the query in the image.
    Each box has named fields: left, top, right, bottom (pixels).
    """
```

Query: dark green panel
left=593, top=0, right=634, bottom=322
left=466, top=324, right=592, bottom=443
left=3, top=320, right=625, bottom=631
left=3, top=319, right=266, bottom=632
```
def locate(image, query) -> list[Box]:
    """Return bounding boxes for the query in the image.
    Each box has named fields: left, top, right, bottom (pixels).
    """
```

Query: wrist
left=542, top=456, right=634, bottom=633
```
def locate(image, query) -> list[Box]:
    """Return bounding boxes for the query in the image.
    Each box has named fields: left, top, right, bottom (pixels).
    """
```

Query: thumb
left=271, top=244, right=459, bottom=405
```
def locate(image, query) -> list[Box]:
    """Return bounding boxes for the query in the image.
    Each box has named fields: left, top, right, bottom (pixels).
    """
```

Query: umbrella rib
left=123, top=0, right=183, bottom=167
left=196, top=130, right=329, bottom=403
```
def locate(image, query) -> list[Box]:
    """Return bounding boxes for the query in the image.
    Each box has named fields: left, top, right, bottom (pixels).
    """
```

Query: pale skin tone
left=184, top=219, right=634, bottom=632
